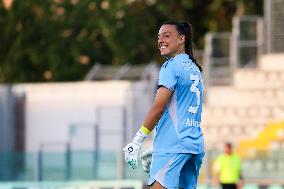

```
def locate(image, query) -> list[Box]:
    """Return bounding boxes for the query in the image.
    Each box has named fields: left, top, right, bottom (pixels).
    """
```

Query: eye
left=164, top=34, right=170, bottom=38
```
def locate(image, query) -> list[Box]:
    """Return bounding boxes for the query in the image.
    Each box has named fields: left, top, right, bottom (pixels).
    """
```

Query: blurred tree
left=0, top=0, right=263, bottom=82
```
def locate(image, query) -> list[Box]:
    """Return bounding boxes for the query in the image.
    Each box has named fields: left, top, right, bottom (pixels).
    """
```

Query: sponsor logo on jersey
left=185, top=118, right=201, bottom=127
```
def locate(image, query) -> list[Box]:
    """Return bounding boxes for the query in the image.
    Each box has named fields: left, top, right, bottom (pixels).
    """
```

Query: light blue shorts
left=148, top=152, right=205, bottom=189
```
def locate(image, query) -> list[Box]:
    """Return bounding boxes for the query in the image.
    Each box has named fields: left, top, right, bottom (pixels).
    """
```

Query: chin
left=160, top=51, right=169, bottom=57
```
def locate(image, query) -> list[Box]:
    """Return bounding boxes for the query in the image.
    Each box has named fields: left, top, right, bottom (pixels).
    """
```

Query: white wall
left=13, top=81, right=153, bottom=153
left=259, top=54, right=284, bottom=71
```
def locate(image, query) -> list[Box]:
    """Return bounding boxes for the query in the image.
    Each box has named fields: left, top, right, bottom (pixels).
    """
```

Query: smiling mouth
left=160, top=45, right=167, bottom=50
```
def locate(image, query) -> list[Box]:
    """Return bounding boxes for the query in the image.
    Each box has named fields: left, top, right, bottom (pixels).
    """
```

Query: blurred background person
left=214, top=142, right=243, bottom=189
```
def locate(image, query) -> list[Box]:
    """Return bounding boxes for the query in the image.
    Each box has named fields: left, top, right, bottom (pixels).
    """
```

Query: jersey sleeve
left=158, top=61, right=177, bottom=91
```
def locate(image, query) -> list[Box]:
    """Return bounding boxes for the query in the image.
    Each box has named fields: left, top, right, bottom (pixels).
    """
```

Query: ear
left=179, top=35, right=185, bottom=44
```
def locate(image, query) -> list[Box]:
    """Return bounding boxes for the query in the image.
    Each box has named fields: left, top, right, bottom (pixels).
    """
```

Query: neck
left=170, top=48, right=186, bottom=58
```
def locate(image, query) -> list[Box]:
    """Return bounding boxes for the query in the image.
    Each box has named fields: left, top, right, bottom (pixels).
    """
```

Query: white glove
left=123, top=142, right=142, bottom=169
left=123, top=130, right=147, bottom=169
left=141, top=149, right=153, bottom=173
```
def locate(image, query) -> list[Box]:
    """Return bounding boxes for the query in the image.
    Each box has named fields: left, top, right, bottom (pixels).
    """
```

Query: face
left=224, top=144, right=232, bottom=154
left=157, top=24, right=185, bottom=58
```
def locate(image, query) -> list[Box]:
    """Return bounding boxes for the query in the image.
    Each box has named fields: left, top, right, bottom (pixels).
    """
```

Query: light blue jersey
left=153, top=53, right=204, bottom=154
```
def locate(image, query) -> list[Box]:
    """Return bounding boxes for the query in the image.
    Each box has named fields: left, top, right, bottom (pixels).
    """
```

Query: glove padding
left=123, top=130, right=148, bottom=169
left=123, top=142, right=142, bottom=169
left=141, top=149, right=153, bottom=173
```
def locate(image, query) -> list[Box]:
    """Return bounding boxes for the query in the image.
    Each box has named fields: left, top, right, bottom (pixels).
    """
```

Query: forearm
left=142, top=105, right=164, bottom=132
left=136, top=87, right=171, bottom=135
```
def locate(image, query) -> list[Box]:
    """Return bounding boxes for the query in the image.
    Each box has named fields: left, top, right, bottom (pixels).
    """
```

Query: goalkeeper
left=123, top=21, right=205, bottom=189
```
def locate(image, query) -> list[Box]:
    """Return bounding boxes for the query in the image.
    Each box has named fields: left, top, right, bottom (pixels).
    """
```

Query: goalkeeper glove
left=141, top=148, right=153, bottom=173
left=123, top=125, right=150, bottom=169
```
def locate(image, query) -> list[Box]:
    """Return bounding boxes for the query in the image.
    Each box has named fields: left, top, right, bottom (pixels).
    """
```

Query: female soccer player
left=123, top=21, right=205, bottom=189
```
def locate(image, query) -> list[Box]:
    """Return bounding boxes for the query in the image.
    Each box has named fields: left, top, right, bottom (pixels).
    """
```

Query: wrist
left=133, top=125, right=150, bottom=144
left=140, top=125, right=151, bottom=135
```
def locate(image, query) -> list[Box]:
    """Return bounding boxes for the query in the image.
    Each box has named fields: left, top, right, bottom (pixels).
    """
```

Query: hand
left=123, top=142, right=142, bottom=169
left=141, top=149, right=153, bottom=173
left=123, top=128, right=149, bottom=169
left=237, top=180, right=244, bottom=189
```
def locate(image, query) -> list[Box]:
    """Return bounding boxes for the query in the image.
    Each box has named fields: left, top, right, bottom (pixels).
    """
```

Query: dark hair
left=162, top=21, right=202, bottom=72
left=225, top=142, right=232, bottom=149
